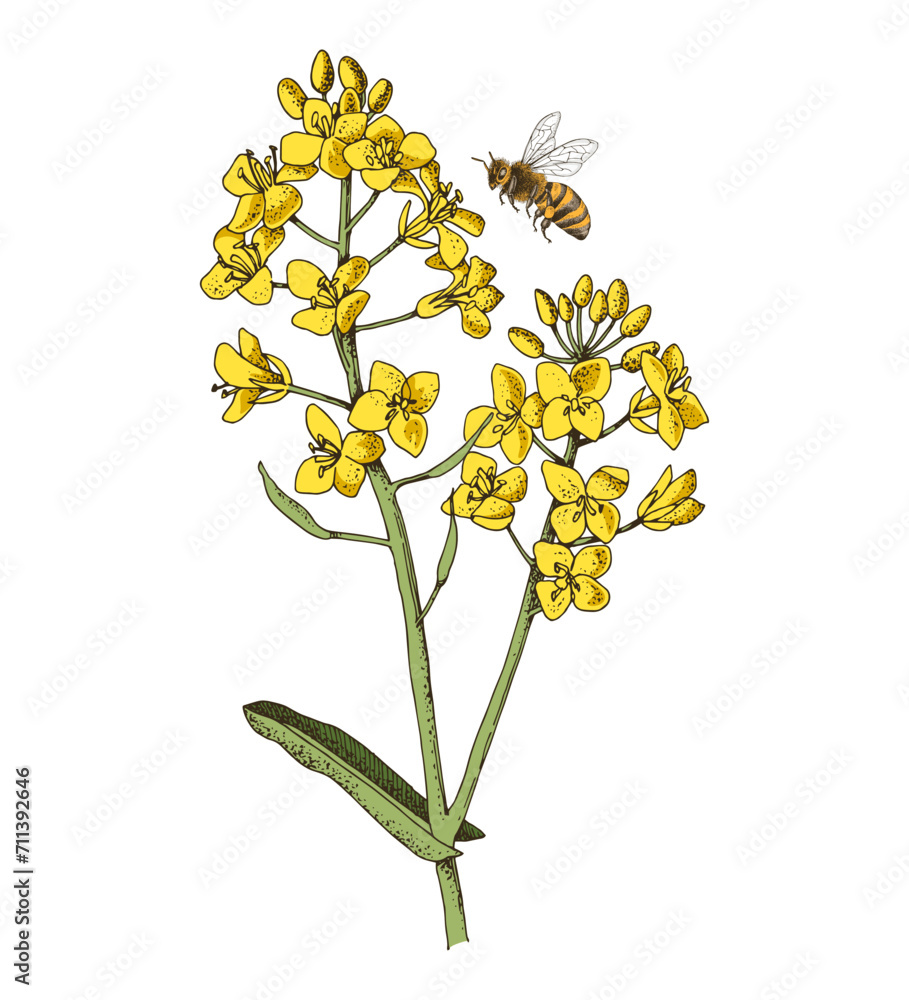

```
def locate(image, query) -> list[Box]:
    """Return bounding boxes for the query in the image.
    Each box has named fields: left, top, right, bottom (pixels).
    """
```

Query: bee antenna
left=471, top=156, right=488, bottom=170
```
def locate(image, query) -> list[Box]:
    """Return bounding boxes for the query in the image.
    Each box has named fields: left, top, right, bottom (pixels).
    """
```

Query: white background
left=4, top=0, right=909, bottom=997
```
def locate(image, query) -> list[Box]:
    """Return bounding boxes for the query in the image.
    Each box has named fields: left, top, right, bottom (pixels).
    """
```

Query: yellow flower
left=621, top=342, right=659, bottom=373
left=416, top=253, right=503, bottom=338
left=629, top=344, right=708, bottom=450
left=533, top=543, right=611, bottom=621
left=212, top=329, right=291, bottom=423
left=536, top=360, right=612, bottom=441
left=399, top=161, right=485, bottom=267
left=349, top=361, right=439, bottom=457
left=200, top=226, right=284, bottom=305
left=637, top=466, right=704, bottom=530
left=222, top=149, right=314, bottom=232
left=287, top=256, right=370, bottom=335
left=295, top=405, right=384, bottom=498
left=343, top=115, right=436, bottom=191
left=541, top=462, right=628, bottom=544
left=463, top=364, right=544, bottom=465
left=508, top=327, right=544, bottom=358
left=280, top=94, right=367, bottom=179
left=441, top=453, right=527, bottom=531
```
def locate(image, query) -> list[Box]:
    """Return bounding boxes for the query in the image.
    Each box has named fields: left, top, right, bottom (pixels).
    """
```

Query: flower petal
left=222, top=388, right=260, bottom=423
left=263, top=183, right=302, bottom=230
left=321, top=137, right=352, bottom=179
left=471, top=496, right=514, bottom=530
left=550, top=502, right=586, bottom=544
left=533, top=541, right=573, bottom=578
left=676, top=389, right=709, bottom=429
left=464, top=406, right=501, bottom=447
left=292, top=305, right=336, bottom=335
left=295, top=456, right=336, bottom=494
left=587, top=466, right=629, bottom=501
left=361, top=166, right=400, bottom=191
left=657, top=399, right=684, bottom=449
left=458, top=302, right=491, bottom=338
left=337, top=291, right=369, bottom=332
left=281, top=131, right=324, bottom=167
left=223, top=153, right=260, bottom=196
left=437, top=226, right=468, bottom=268
left=364, top=114, right=404, bottom=145
left=227, top=193, right=265, bottom=233
left=542, top=462, right=584, bottom=503
left=586, top=502, right=620, bottom=543
left=443, top=483, right=481, bottom=519
left=200, top=262, right=243, bottom=299
left=462, top=451, right=497, bottom=484
left=251, top=225, right=284, bottom=262
left=571, top=360, right=611, bottom=401
left=390, top=411, right=427, bottom=456
left=237, top=267, right=273, bottom=304
left=491, top=364, right=525, bottom=414
left=521, top=392, right=545, bottom=428
left=450, top=207, right=484, bottom=236
left=641, top=351, right=670, bottom=397
left=335, top=256, right=370, bottom=291
left=572, top=576, right=610, bottom=612
left=542, top=398, right=572, bottom=441
left=405, top=372, right=439, bottom=413
left=571, top=400, right=604, bottom=441
left=535, top=580, right=572, bottom=620
left=287, top=259, right=327, bottom=298
left=342, top=431, right=385, bottom=464
left=500, top=421, right=532, bottom=464
left=275, top=163, right=318, bottom=184
left=369, top=361, right=406, bottom=396
left=349, top=390, right=393, bottom=432
left=397, top=132, right=436, bottom=168
left=493, top=466, right=527, bottom=502
left=333, top=457, right=366, bottom=497
left=536, top=362, right=573, bottom=403
left=306, top=404, right=343, bottom=450
left=332, top=112, right=367, bottom=144
left=572, top=545, right=612, bottom=579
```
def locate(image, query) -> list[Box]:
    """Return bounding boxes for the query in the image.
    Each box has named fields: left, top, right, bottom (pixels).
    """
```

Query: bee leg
left=506, top=176, right=519, bottom=212
left=526, top=185, right=537, bottom=217
left=498, top=187, right=506, bottom=206
left=541, top=218, right=553, bottom=244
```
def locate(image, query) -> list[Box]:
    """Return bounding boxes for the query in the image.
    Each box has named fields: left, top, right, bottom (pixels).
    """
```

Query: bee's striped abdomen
left=535, top=182, right=591, bottom=240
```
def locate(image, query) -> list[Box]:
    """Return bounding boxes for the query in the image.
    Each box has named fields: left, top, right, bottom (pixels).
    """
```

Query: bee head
left=472, top=153, right=509, bottom=190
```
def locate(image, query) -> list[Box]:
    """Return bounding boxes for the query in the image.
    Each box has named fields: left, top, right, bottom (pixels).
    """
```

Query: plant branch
left=392, top=414, right=494, bottom=491
left=531, top=433, right=567, bottom=464
left=290, top=214, right=339, bottom=250
left=357, top=309, right=417, bottom=331
left=369, top=234, right=406, bottom=268
left=350, top=189, right=380, bottom=229
left=507, top=527, right=534, bottom=567
left=284, top=384, right=351, bottom=409
left=577, top=412, right=631, bottom=446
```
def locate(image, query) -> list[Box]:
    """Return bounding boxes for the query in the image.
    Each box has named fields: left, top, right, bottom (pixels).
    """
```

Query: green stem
left=577, top=412, right=631, bottom=446
left=369, top=234, right=405, bottom=268
left=549, top=322, right=576, bottom=360
left=507, top=526, right=534, bottom=567
left=449, top=433, right=580, bottom=828
left=284, top=384, right=351, bottom=409
left=290, top=214, right=339, bottom=250
left=350, top=190, right=380, bottom=229
left=272, top=281, right=289, bottom=289
left=392, top=415, right=493, bottom=491
left=436, top=856, right=468, bottom=948
left=531, top=433, right=567, bottom=465
left=357, top=309, right=417, bottom=331
left=585, top=319, right=618, bottom=355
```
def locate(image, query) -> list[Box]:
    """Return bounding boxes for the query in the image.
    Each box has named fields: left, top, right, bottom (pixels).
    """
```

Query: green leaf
left=392, top=414, right=493, bottom=490
left=436, top=490, right=458, bottom=584
left=259, top=463, right=331, bottom=539
left=243, top=701, right=485, bottom=861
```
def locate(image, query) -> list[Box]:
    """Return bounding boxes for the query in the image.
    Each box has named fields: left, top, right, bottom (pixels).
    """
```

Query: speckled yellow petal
left=657, top=399, right=684, bottom=449
left=341, top=431, right=385, bottom=465
left=214, top=343, right=269, bottom=387
left=251, top=225, right=284, bottom=262
left=458, top=302, right=491, bottom=338
left=641, top=351, right=670, bottom=397
left=471, top=496, right=514, bottom=530
left=542, top=462, right=584, bottom=503
left=263, top=183, right=302, bottom=229
left=397, top=132, right=436, bottom=169
left=227, top=193, right=265, bottom=233
left=586, top=503, right=620, bottom=544
left=661, top=344, right=685, bottom=376
left=391, top=170, right=421, bottom=195
left=389, top=411, right=427, bottom=457
left=533, top=541, right=574, bottom=578
left=292, top=305, right=335, bottom=335
left=536, top=362, right=574, bottom=403
left=333, top=112, right=367, bottom=144
left=295, top=456, right=336, bottom=494
left=542, top=398, right=572, bottom=441
left=405, top=372, right=439, bottom=413
left=491, top=364, right=525, bottom=414
left=520, top=392, right=545, bottom=428
left=500, top=421, right=532, bottom=464
left=492, top=466, right=527, bottom=502
left=236, top=267, right=273, bottom=305
left=200, top=262, right=243, bottom=299
left=364, top=114, right=404, bottom=145
left=321, top=137, right=352, bottom=179
left=676, top=389, right=708, bottom=429
left=443, top=483, right=481, bottom=519
left=572, top=576, right=610, bottom=612
left=535, top=580, right=571, bottom=621
left=586, top=466, right=629, bottom=501
left=571, top=360, right=611, bottom=401
left=450, top=207, right=484, bottom=236
left=343, top=138, right=381, bottom=170
left=661, top=469, right=697, bottom=506
left=223, top=153, right=260, bottom=197
left=306, top=404, right=342, bottom=451
left=572, top=545, right=611, bottom=579
left=349, top=390, right=393, bottom=432
left=550, top=503, right=586, bottom=544
left=335, top=256, right=370, bottom=291
left=302, top=99, right=333, bottom=135
left=275, top=163, right=318, bottom=184
left=336, top=290, right=369, bottom=332
left=571, top=400, right=603, bottom=441
left=333, top=457, right=366, bottom=497
left=438, top=226, right=468, bottom=269
left=368, top=361, right=406, bottom=397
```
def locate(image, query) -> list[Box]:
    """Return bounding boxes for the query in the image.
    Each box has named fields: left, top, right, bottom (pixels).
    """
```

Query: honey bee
left=473, top=112, right=598, bottom=243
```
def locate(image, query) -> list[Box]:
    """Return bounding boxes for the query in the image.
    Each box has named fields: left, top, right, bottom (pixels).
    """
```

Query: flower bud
left=338, top=87, right=361, bottom=114
left=535, top=289, right=558, bottom=325
left=368, top=79, right=393, bottom=113
left=588, top=289, right=608, bottom=323
left=277, top=78, right=306, bottom=119
left=621, top=305, right=651, bottom=337
left=509, top=327, right=544, bottom=358
left=311, top=50, right=334, bottom=93
left=558, top=293, right=574, bottom=323
left=607, top=279, right=629, bottom=319
left=339, top=56, right=367, bottom=93
left=572, top=274, right=593, bottom=307
left=621, top=341, right=659, bottom=372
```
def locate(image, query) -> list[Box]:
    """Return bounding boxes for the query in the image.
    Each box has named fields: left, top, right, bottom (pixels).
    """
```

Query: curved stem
left=548, top=322, right=576, bottom=360
left=357, top=309, right=417, bottom=331
left=507, top=526, right=534, bottom=567
left=369, top=234, right=405, bottom=268
left=532, top=433, right=567, bottom=465
left=350, top=189, right=380, bottom=229
left=585, top=319, right=618, bottom=355
left=290, top=214, right=339, bottom=250
left=285, top=384, right=351, bottom=409
left=577, top=412, right=631, bottom=446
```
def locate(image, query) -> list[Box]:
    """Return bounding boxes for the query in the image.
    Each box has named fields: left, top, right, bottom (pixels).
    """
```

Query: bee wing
left=531, top=138, right=599, bottom=177
left=522, top=112, right=561, bottom=166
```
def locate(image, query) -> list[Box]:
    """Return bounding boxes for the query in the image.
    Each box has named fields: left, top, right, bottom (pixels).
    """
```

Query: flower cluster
left=446, top=274, right=709, bottom=620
